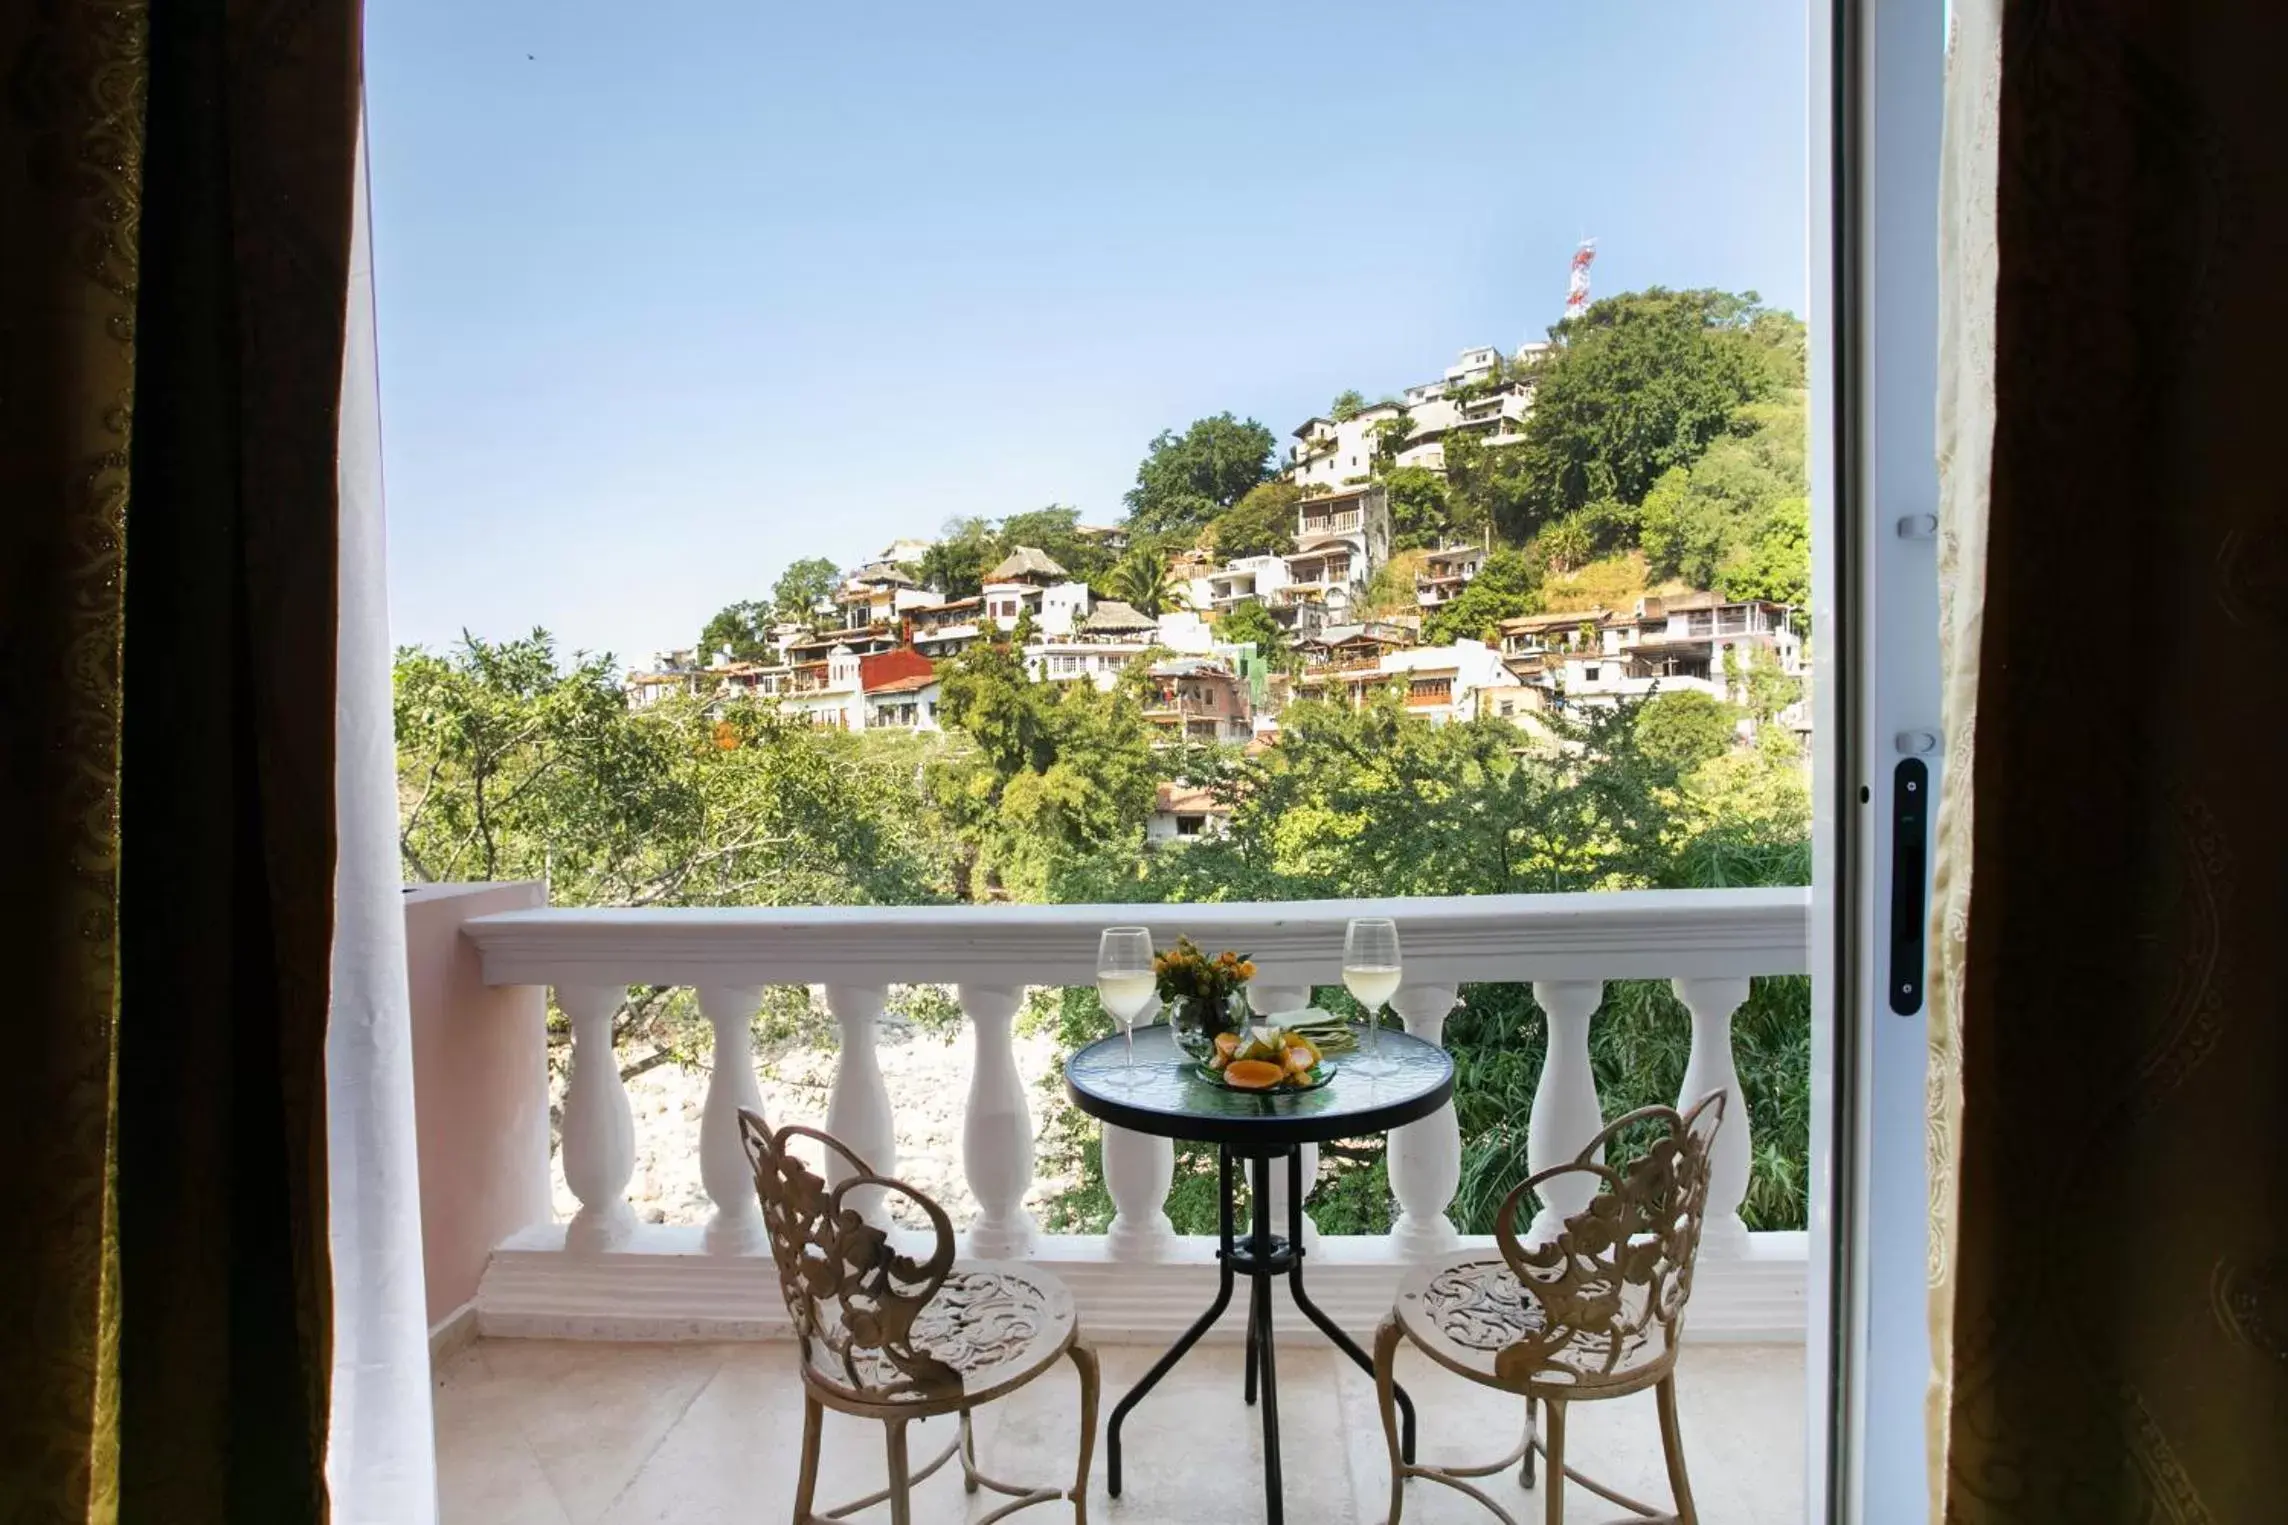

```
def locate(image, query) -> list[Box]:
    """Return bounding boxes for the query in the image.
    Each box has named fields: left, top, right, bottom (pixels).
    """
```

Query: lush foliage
left=1512, top=288, right=1800, bottom=531
left=1123, top=413, right=1277, bottom=536
left=1211, top=600, right=1292, bottom=668
left=1035, top=692, right=1813, bottom=1236
left=1419, top=548, right=1541, bottom=645
left=1211, top=480, right=1300, bottom=560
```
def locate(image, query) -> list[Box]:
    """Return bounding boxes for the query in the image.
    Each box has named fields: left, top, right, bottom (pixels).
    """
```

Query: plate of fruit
left=1196, top=1022, right=1348, bottom=1092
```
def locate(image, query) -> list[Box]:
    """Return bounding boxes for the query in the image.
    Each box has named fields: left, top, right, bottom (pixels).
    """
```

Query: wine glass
left=1097, top=927, right=1158, bottom=1091
left=1343, top=918, right=1402, bottom=1079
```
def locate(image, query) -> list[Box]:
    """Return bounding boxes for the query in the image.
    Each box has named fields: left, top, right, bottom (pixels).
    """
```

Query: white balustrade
left=959, top=983, right=1035, bottom=1258
left=1102, top=1120, right=1176, bottom=1258
left=695, top=986, right=766, bottom=1253
left=1250, top=980, right=1318, bottom=1246
left=1674, top=976, right=1755, bottom=1256
left=1526, top=979, right=1606, bottom=1244
left=823, top=983, right=896, bottom=1225
left=556, top=984, right=637, bottom=1252
left=1387, top=984, right=1462, bottom=1258
left=460, top=889, right=1808, bottom=1334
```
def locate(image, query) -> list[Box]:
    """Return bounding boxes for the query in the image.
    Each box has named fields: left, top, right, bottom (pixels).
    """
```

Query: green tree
left=1634, top=689, right=1739, bottom=771
left=1330, top=388, right=1366, bottom=422
left=1381, top=464, right=1451, bottom=551
left=1367, top=412, right=1416, bottom=477
left=1719, top=498, right=1810, bottom=607
left=1421, top=548, right=1542, bottom=644
left=697, top=600, right=773, bottom=662
left=1100, top=546, right=1175, bottom=617
left=930, top=640, right=1157, bottom=899
left=1438, top=432, right=1527, bottom=543
left=1212, top=600, right=1292, bottom=668
left=1513, top=288, right=1802, bottom=533
left=1211, top=480, right=1300, bottom=560
left=1123, top=413, right=1277, bottom=536
left=919, top=516, right=997, bottom=601
left=995, top=504, right=1114, bottom=584
left=771, top=557, right=841, bottom=623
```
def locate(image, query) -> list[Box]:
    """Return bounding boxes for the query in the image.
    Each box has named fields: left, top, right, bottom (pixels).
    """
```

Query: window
left=1584, top=666, right=1602, bottom=682
left=1176, top=814, right=1205, bottom=837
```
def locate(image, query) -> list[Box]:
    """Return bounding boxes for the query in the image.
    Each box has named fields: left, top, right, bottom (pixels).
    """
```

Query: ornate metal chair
left=1371, top=1092, right=1727, bottom=1525
left=739, top=1109, right=1101, bottom=1525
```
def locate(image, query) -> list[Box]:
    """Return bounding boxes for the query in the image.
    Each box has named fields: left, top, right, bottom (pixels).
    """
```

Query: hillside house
left=1140, top=658, right=1252, bottom=745
left=1416, top=545, right=1486, bottom=609
left=1146, top=782, right=1232, bottom=843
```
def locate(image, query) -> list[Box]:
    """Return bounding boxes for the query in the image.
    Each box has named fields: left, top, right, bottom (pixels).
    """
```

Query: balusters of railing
left=1673, top=976, right=1754, bottom=1256
left=959, top=983, right=1035, bottom=1258
left=1525, top=979, right=1606, bottom=1243
left=1251, top=979, right=1318, bottom=1246
left=823, top=984, right=897, bottom=1225
left=696, top=986, right=766, bottom=1253
left=1105, top=993, right=1177, bottom=1259
left=556, top=984, right=638, bottom=1252
left=1388, top=984, right=1462, bottom=1258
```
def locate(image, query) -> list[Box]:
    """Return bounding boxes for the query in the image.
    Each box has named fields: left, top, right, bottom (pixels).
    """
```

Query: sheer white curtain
left=1926, top=0, right=2001, bottom=1517
left=326, top=115, right=441, bottom=1522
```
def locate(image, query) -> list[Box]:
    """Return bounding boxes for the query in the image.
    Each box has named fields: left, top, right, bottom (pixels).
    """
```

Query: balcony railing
left=424, top=888, right=1811, bottom=1347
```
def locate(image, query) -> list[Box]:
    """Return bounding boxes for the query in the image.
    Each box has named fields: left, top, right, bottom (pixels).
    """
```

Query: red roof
left=859, top=647, right=935, bottom=694
left=868, top=672, right=937, bottom=695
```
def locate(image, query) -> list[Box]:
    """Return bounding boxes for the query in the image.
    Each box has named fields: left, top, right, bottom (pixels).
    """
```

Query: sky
left=366, top=1, right=1810, bottom=669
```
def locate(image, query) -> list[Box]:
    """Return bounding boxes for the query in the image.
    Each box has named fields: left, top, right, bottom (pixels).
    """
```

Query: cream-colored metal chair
left=1371, top=1092, right=1727, bottom=1525
left=740, top=1109, right=1100, bottom=1525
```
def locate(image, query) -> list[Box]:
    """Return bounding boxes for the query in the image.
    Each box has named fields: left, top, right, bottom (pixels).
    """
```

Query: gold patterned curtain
left=1928, top=2, right=2288, bottom=1520
left=0, top=1, right=362, bottom=1519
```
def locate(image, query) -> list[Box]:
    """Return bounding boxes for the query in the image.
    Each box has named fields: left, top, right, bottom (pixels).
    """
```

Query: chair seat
left=1394, top=1253, right=1656, bottom=1395
left=842, top=1261, right=1077, bottom=1409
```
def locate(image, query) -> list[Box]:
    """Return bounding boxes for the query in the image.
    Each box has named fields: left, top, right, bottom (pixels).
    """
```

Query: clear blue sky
left=367, top=1, right=1809, bottom=668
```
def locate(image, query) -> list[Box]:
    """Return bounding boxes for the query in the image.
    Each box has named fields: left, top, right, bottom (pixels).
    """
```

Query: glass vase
left=1167, top=989, right=1252, bottom=1064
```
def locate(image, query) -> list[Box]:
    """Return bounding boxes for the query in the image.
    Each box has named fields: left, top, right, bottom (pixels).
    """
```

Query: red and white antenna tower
left=1564, top=238, right=1597, bottom=321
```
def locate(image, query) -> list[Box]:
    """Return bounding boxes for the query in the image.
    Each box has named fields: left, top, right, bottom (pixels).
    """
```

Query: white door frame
left=1809, top=0, right=1945, bottom=1519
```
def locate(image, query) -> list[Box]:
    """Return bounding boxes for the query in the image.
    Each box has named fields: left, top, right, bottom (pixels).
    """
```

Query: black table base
left=1105, top=1142, right=1417, bottom=1524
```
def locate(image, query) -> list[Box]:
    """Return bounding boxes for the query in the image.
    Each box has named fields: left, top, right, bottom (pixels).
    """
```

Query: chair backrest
left=1489, top=1090, right=1727, bottom=1393
left=737, top=1108, right=964, bottom=1401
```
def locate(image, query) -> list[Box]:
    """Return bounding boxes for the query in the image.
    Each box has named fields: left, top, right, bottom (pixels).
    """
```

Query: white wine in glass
left=1097, top=927, right=1157, bottom=1090
left=1343, top=917, right=1402, bottom=1078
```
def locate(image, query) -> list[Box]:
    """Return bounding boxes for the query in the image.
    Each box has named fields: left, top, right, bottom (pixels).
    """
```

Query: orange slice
left=1223, top=1058, right=1285, bottom=1090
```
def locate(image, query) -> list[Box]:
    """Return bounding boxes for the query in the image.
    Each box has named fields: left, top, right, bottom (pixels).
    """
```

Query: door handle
left=1888, top=758, right=1929, bottom=1014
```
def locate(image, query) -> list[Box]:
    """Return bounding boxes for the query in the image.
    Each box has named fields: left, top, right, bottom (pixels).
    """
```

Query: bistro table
left=1065, top=1022, right=1455, bottom=1525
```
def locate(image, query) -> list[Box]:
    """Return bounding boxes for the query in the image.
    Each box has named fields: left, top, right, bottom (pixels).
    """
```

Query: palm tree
left=1103, top=547, right=1171, bottom=617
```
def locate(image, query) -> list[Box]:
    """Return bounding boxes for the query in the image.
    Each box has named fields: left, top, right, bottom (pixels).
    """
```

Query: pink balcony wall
left=404, top=881, right=553, bottom=1329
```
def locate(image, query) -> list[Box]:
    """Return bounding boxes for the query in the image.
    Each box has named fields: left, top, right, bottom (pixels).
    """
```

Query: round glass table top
left=1065, top=1023, right=1453, bottom=1148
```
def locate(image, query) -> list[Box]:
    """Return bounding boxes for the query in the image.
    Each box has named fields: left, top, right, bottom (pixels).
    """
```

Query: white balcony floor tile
left=437, top=1338, right=1804, bottom=1524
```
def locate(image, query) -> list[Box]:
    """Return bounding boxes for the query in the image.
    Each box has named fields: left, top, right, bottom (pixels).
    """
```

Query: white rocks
left=548, top=1017, right=1074, bottom=1233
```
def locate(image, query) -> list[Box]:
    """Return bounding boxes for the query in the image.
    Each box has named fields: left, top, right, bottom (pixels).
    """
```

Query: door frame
left=1809, top=0, right=1946, bottom=1519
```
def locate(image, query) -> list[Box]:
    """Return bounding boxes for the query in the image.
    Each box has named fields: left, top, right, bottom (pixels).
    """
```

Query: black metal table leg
left=1249, top=1150, right=1283, bottom=1525
left=1107, top=1146, right=1238, bottom=1498
left=1281, top=1146, right=1419, bottom=1464
left=1243, top=1257, right=1263, bottom=1405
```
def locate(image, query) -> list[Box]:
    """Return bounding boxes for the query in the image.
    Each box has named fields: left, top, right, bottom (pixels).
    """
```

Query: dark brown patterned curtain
left=1930, top=1, right=2288, bottom=1519
left=0, top=2, right=362, bottom=1520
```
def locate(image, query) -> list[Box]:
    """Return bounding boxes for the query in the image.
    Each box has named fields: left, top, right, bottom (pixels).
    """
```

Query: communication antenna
left=1564, top=237, right=1598, bottom=322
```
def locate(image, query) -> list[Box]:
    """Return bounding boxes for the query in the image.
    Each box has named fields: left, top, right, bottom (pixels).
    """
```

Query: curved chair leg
left=1520, top=1397, right=1537, bottom=1487
left=1068, top=1339, right=1101, bottom=1524
left=1656, top=1373, right=1698, bottom=1525
left=884, top=1418, right=914, bottom=1525
left=792, top=1391, right=824, bottom=1524
left=1374, top=1315, right=1408, bottom=1525
left=1541, top=1400, right=1566, bottom=1525
left=961, top=1409, right=981, bottom=1495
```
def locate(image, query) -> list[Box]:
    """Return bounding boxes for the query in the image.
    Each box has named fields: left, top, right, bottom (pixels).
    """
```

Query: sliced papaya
left=1223, top=1058, right=1286, bottom=1090
left=1214, top=1031, right=1241, bottom=1059
left=1283, top=1045, right=1316, bottom=1076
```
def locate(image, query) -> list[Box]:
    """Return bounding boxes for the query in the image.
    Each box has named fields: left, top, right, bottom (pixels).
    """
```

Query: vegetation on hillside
left=413, top=283, right=1818, bottom=1238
